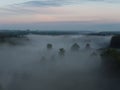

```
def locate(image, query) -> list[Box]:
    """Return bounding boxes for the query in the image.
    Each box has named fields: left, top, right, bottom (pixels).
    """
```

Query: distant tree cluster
left=45, top=43, right=92, bottom=57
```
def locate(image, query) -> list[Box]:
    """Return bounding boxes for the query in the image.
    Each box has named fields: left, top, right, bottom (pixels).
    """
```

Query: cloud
left=1, top=0, right=120, bottom=12
left=0, top=0, right=70, bottom=15
left=0, top=0, right=120, bottom=23
left=13, top=0, right=98, bottom=7
left=18, top=1, right=64, bottom=7
left=13, top=0, right=83, bottom=8
left=14, top=0, right=120, bottom=7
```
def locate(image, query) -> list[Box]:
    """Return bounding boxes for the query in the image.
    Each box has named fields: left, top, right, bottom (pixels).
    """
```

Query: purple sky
left=0, top=0, right=120, bottom=30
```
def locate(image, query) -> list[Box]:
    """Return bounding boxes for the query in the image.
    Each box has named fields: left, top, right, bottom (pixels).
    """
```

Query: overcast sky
left=0, top=0, right=120, bottom=31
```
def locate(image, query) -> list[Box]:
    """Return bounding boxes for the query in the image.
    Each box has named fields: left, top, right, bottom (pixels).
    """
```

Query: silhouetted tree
left=110, top=35, right=120, bottom=48
left=59, top=48, right=65, bottom=56
left=71, top=43, right=80, bottom=51
left=85, top=43, right=91, bottom=49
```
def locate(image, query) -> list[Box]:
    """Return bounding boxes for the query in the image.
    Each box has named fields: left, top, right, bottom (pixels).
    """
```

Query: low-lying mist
left=0, top=35, right=113, bottom=90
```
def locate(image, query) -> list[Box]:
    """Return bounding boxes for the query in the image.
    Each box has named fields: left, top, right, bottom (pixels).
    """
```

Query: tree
left=59, top=48, right=65, bottom=56
left=85, top=43, right=91, bottom=49
left=71, top=43, right=80, bottom=51
left=110, top=35, right=120, bottom=48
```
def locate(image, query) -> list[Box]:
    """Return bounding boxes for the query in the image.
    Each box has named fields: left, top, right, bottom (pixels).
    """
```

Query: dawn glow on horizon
left=0, top=0, right=120, bottom=30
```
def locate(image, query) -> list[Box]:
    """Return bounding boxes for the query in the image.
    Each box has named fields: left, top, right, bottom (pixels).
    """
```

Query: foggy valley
left=1, top=0, right=120, bottom=89
left=0, top=35, right=116, bottom=90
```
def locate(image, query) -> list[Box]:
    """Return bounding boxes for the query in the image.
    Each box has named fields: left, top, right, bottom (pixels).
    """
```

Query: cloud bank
left=11, top=0, right=120, bottom=7
left=1, top=0, right=120, bottom=15
left=0, top=0, right=120, bottom=30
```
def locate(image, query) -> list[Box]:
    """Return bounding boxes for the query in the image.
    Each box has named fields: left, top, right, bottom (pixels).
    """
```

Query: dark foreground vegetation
left=100, top=48, right=120, bottom=78
left=0, top=30, right=29, bottom=38
left=0, top=30, right=30, bottom=45
left=110, top=35, right=120, bottom=48
left=101, top=48, right=120, bottom=65
left=101, top=35, right=120, bottom=73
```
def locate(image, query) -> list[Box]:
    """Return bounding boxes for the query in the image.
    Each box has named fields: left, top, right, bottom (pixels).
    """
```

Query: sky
left=0, top=0, right=120, bottom=31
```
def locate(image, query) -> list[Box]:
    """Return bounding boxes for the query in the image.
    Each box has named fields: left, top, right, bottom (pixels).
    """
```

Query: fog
left=0, top=35, right=114, bottom=90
